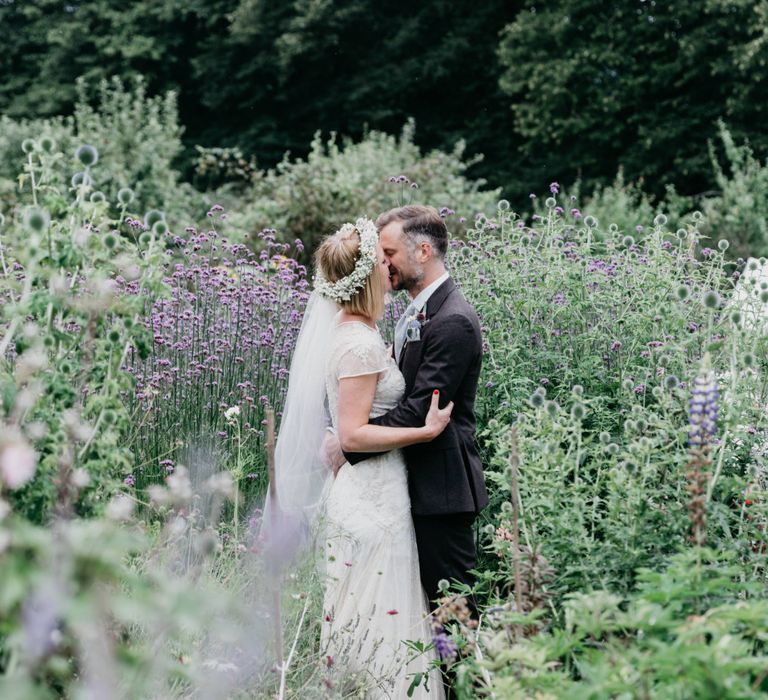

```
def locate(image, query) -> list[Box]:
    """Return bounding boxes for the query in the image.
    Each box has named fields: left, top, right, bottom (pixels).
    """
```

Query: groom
left=338, top=204, right=489, bottom=612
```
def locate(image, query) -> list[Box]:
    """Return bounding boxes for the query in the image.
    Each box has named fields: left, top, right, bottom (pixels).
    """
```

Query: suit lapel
left=397, top=278, right=456, bottom=372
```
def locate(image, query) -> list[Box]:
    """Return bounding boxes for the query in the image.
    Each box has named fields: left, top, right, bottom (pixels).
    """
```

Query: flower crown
left=314, top=217, right=378, bottom=303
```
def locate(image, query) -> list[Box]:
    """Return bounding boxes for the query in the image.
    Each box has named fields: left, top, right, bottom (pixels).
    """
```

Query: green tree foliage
left=497, top=0, right=768, bottom=198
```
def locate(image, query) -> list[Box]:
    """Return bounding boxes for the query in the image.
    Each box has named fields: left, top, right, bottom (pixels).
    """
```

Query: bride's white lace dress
left=321, top=321, right=444, bottom=699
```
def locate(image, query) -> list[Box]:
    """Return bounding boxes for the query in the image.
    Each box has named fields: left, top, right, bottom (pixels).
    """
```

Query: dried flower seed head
left=75, top=144, right=98, bottom=167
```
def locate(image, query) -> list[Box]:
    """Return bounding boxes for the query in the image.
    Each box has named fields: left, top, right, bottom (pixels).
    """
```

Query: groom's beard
left=389, top=265, right=423, bottom=293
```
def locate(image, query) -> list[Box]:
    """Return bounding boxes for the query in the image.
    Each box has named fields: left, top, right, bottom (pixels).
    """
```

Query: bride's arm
left=337, top=372, right=452, bottom=453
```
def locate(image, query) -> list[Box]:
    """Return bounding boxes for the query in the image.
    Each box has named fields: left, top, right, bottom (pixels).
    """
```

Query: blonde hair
left=315, top=227, right=384, bottom=318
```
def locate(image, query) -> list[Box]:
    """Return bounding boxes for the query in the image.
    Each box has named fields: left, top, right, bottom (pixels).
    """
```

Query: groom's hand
left=321, top=429, right=346, bottom=477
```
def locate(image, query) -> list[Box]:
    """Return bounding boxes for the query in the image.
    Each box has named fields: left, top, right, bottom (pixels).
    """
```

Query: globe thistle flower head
left=24, top=207, right=50, bottom=233
left=718, top=239, right=729, bottom=251
left=545, top=197, right=556, bottom=208
left=21, top=139, right=36, bottom=154
left=608, top=223, right=619, bottom=233
left=117, top=187, right=135, bottom=205
left=570, top=403, right=586, bottom=421
left=89, top=191, right=106, bottom=204
left=584, top=215, right=598, bottom=228
left=152, top=220, right=168, bottom=236
left=528, top=391, right=545, bottom=409
left=653, top=214, right=667, bottom=227
left=664, top=375, right=679, bottom=390
left=497, top=199, right=510, bottom=211
left=39, top=136, right=56, bottom=153
left=75, top=144, right=99, bottom=167
left=545, top=400, right=559, bottom=417
left=71, top=171, right=92, bottom=188
left=703, top=290, right=720, bottom=309
left=677, top=285, right=689, bottom=301
left=622, top=235, right=634, bottom=248
left=144, top=210, right=165, bottom=229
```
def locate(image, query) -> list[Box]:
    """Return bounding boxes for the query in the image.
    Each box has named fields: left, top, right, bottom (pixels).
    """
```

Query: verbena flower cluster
left=313, top=217, right=378, bottom=303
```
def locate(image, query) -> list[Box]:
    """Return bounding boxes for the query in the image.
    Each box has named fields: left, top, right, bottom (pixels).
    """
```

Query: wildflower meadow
left=3, top=35, right=768, bottom=700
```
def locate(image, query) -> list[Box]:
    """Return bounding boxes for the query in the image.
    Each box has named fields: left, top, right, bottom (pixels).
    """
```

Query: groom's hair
left=376, top=205, right=448, bottom=260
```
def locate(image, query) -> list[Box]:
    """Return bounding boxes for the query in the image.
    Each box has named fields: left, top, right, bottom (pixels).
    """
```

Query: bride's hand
left=424, top=390, right=453, bottom=440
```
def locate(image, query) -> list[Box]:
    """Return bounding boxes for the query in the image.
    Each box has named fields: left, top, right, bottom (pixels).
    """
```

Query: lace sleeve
left=334, top=328, right=389, bottom=380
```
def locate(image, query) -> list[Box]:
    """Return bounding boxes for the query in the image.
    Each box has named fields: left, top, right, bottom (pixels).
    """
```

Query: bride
left=272, top=217, right=449, bottom=698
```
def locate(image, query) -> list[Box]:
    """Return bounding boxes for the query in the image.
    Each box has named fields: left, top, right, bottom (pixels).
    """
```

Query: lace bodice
left=326, top=321, right=405, bottom=428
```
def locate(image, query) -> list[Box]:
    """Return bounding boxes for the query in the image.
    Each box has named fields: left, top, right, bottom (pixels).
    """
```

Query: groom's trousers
left=412, top=512, right=478, bottom=616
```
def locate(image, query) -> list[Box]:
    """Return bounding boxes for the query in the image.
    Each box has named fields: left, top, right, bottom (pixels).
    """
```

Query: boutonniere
left=405, top=312, right=429, bottom=342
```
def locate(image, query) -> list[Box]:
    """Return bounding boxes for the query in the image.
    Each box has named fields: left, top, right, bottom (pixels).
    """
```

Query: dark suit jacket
left=344, top=278, right=489, bottom=516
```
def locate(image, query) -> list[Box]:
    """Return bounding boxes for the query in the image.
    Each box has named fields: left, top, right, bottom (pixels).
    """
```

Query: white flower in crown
left=314, top=217, right=378, bottom=303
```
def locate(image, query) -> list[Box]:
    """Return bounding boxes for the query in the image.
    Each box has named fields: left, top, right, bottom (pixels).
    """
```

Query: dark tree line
left=2, top=0, right=767, bottom=200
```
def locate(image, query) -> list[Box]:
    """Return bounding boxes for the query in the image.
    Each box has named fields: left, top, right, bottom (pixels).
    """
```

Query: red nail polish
left=433, top=390, right=439, bottom=395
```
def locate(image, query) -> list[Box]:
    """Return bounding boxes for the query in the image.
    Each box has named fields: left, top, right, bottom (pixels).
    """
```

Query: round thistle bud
left=24, top=207, right=50, bottom=233
left=60, top=360, right=73, bottom=374
left=545, top=197, right=556, bottom=208
left=437, top=578, right=451, bottom=593
left=497, top=199, right=510, bottom=211
left=71, top=171, right=92, bottom=188
left=89, top=191, right=106, bottom=204
left=651, top=386, right=663, bottom=398
left=599, top=431, right=611, bottom=444
left=676, top=285, right=689, bottom=301
left=570, top=403, right=586, bottom=421
left=124, top=318, right=134, bottom=329
left=608, top=223, right=619, bottom=233
left=664, top=375, right=679, bottom=390
left=152, top=220, right=168, bottom=236
left=528, top=391, right=545, bottom=409
left=481, top=523, right=495, bottom=536
left=607, top=443, right=620, bottom=456
left=545, top=400, right=559, bottom=417
left=703, top=290, right=721, bottom=309
left=743, top=353, right=754, bottom=367
left=572, top=384, right=584, bottom=396
left=102, top=409, right=117, bottom=425
left=622, top=235, right=634, bottom=248
left=653, top=213, right=667, bottom=227
left=21, top=138, right=37, bottom=154
left=520, top=235, right=531, bottom=246
left=718, top=239, right=729, bottom=251
left=691, top=210, right=703, bottom=222
left=501, top=501, right=513, bottom=514
left=624, top=419, right=635, bottom=433
left=760, top=291, right=768, bottom=304
left=584, top=215, right=598, bottom=228
left=108, top=329, right=120, bottom=344
left=103, top=233, right=117, bottom=249
left=622, top=378, right=634, bottom=392
left=40, top=136, right=56, bottom=153
left=43, top=334, right=55, bottom=348
left=139, top=232, right=152, bottom=246
left=75, top=144, right=99, bottom=167
left=635, top=418, right=647, bottom=433
left=640, top=436, right=651, bottom=449
left=730, top=310, right=742, bottom=326
left=144, top=210, right=164, bottom=229
left=117, top=187, right=135, bottom=205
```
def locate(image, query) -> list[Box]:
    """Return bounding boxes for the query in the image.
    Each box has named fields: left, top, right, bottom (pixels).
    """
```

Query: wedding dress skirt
left=321, top=321, right=444, bottom=699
